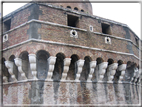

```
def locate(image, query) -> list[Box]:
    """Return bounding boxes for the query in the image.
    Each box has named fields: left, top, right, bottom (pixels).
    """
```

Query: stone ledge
left=3, top=38, right=140, bottom=61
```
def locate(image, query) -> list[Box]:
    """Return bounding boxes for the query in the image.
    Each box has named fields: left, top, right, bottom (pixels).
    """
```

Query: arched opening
left=80, top=56, right=91, bottom=81
left=107, top=58, right=114, bottom=65
left=96, top=57, right=103, bottom=65
left=74, top=7, right=78, bottom=11
left=52, top=53, right=65, bottom=81
left=81, top=9, right=84, bottom=12
left=67, top=6, right=71, bottom=9
left=19, top=51, right=31, bottom=79
left=9, top=55, right=19, bottom=80
left=2, top=58, right=10, bottom=82
left=67, top=54, right=79, bottom=80
left=36, top=50, right=50, bottom=80
left=118, top=60, right=123, bottom=66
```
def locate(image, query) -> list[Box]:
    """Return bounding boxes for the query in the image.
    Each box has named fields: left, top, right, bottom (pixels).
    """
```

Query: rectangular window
left=67, top=14, right=79, bottom=27
left=3, top=19, right=11, bottom=32
left=101, top=23, right=111, bottom=35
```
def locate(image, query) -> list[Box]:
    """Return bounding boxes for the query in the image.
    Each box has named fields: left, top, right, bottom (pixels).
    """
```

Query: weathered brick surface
left=3, top=25, right=29, bottom=49
left=10, top=7, right=30, bottom=29
left=2, top=42, right=139, bottom=65
left=2, top=2, right=141, bottom=106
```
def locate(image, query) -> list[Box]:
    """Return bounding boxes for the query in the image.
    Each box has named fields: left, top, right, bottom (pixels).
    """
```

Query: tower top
left=32, top=0, right=93, bottom=15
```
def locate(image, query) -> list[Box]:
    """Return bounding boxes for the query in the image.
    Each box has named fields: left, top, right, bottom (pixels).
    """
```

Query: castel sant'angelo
left=1, top=0, right=142, bottom=106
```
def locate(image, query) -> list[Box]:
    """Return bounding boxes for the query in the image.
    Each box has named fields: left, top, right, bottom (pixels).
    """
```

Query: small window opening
left=67, top=6, right=71, bottom=9
left=101, top=23, right=111, bottom=34
left=81, top=9, right=84, bottom=12
left=107, top=38, right=109, bottom=42
left=3, top=19, right=11, bottom=32
left=135, top=38, right=139, bottom=46
left=89, top=25, right=93, bottom=32
left=74, top=7, right=78, bottom=11
left=67, top=15, right=79, bottom=27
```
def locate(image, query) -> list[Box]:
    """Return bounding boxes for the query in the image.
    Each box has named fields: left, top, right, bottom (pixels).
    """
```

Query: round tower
left=33, top=0, right=93, bottom=15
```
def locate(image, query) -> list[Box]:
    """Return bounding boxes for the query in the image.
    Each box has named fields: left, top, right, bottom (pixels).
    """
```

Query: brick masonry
left=2, top=1, right=141, bottom=106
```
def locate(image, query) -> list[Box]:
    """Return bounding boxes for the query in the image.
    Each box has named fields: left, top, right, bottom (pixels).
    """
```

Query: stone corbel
left=98, top=62, right=108, bottom=82
left=87, top=61, right=96, bottom=81
left=29, top=54, right=37, bottom=80
left=61, top=58, right=71, bottom=80
left=5, top=61, right=17, bottom=82
left=75, top=59, right=84, bottom=81
left=133, top=68, right=141, bottom=83
left=46, top=56, right=56, bottom=80
left=3, top=76, right=8, bottom=83
left=14, top=58, right=27, bottom=80
left=107, top=63, right=118, bottom=82
left=131, top=67, right=138, bottom=83
left=117, top=64, right=126, bottom=83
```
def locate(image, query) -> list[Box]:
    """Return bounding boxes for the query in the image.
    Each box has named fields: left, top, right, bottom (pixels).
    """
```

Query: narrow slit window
left=67, top=15, right=79, bottom=27
left=101, top=23, right=111, bottom=35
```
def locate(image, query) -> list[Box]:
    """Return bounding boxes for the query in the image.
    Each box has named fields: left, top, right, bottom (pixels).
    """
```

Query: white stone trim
left=61, top=58, right=71, bottom=81
left=28, top=54, right=37, bottom=80
left=46, top=56, right=56, bottom=80
left=117, top=64, right=126, bottom=83
left=97, top=62, right=108, bottom=82
left=75, top=59, right=85, bottom=81
left=107, top=63, right=118, bottom=82
left=2, top=19, right=139, bottom=49
left=5, top=61, right=17, bottom=82
left=2, top=38, right=140, bottom=61
left=14, top=58, right=27, bottom=80
left=88, top=61, right=96, bottom=81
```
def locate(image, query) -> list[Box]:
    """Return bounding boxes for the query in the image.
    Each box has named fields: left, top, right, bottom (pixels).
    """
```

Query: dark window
left=3, top=19, right=11, bottom=32
left=74, top=7, right=78, bottom=11
left=67, top=15, right=79, bottom=27
left=81, top=9, right=84, bottom=12
left=135, top=38, right=139, bottom=46
left=67, top=6, right=71, bottom=9
left=101, top=23, right=111, bottom=34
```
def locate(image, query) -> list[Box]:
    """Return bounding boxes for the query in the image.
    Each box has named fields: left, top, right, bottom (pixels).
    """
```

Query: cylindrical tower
left=32, top=0, right=93, bottom=15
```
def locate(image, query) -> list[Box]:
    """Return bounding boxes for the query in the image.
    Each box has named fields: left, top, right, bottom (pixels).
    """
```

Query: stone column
left=5, top=61, right=17, bottom=82
left=14, top=58, right=27, bottom=80
left=75, top=59, right=84, bottom=81
left=61, top=58, right=71, bottom=80
left=97, top=62, right=108, bottom=82
left=117, top=64, right=126, bottom=83
left=87, top=61, right=96, bottom=81
left=107, top=63, right=118, bottom=82
left=46, top=56, right=56, bottom=80
left=29, top=54, right=37, bottom=80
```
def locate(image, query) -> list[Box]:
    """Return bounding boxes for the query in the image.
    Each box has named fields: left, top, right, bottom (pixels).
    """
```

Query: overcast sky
left=2, top=2, right=141, bottom=38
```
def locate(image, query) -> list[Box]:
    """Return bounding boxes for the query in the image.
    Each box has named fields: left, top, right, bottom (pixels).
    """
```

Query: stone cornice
left=2, top=19, right=140, bottom=50
left=2, top=38, right=140, bottom=61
